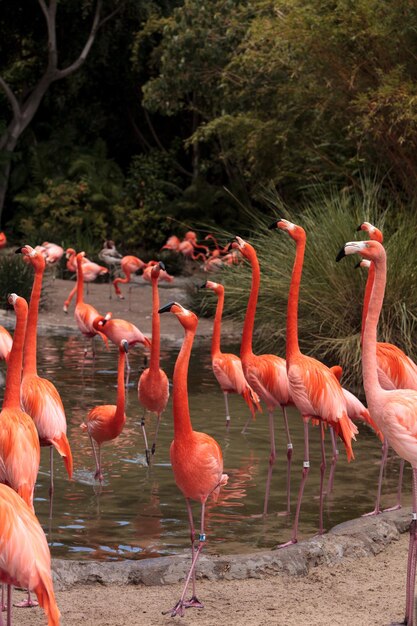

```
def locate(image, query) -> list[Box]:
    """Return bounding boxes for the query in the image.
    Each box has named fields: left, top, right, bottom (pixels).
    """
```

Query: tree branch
left=0, top=77, right=21, bottom=120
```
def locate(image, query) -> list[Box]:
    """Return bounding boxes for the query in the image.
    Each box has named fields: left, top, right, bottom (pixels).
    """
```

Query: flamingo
left=63, top=258, right=108, bottom=313
left=159, top=301, right=228, bottom=617
left=41, top=242, right=64, bottom=273
left=113, top=255, right=147, bottom=300
left=0, top=293, right=40, bottom=609
left=0, top=483, right=60, bottom=626
left=98, top=240, right=123, bottom=298
left=142, top=261, right=174, bottom=283
left=357, top=221, right=417, bottom=514
left=92, top=314, right=151, bottom=384
left=0, top=327, right=12, bottom=363
left=138, top=262, right=169, bottom=464
left=160, top=235, right=181, bottom=252
left=201, top=280, right=261, bottom=430
left=233, top=236, right=293, bottom=516
left=81, top=339, right=128, bottom=481
left=0, top=232, right=7, bottom=249
left=337, top=238, right=417, bottom=626
left=65, top=248, right=78, bottom=273
left=74, top=252, right=109, bottom=357
left=269, top=219, right=358, bottom=546
left=16, top=245, right=73, bottom=511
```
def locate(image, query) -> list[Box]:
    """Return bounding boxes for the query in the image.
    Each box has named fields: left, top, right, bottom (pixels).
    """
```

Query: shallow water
left=25, top=335, right=411, bottom=561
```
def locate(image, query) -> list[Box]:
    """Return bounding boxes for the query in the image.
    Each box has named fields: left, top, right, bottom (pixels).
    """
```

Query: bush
left=0, top=254, right=48, bottom=310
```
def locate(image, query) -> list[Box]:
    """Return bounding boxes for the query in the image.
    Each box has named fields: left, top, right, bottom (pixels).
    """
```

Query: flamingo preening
left=337, top=238, right=417, bottom=626
left=269, top=219, right=358, bottom=546
left=81, top=340, right=128, bottom=482
left=138, top=262, right=169, bottom=464
left=202, top=280, right=261, bottom=430
left=113, top=255, right=147, bottom=300
left=159, top=302, right=228, bottom=617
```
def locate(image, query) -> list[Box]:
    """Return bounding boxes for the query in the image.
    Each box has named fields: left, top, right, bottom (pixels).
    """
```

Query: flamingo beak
left=268, top=220, right=278, bottom=230
left=336, top=247, right=346, bottom=262
left=159, top=261, right=166, bottom=271
left=158, top=301, right=176, bottom=314
left=199, top=282, right=207, bottom=289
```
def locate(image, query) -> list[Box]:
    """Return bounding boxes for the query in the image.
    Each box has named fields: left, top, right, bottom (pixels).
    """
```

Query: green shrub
left=0, top=254, right=48, bottom=310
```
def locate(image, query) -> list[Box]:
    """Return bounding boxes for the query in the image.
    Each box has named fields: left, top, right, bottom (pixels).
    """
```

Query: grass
left=191, top=181, right=417, bottom=388
left=0, top=252, right=48, bottom=310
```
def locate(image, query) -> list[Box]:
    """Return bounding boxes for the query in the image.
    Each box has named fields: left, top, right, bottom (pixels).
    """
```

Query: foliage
left=0, top=254, right=48, bottom=310
left=194, top=181, right=417, bottom=388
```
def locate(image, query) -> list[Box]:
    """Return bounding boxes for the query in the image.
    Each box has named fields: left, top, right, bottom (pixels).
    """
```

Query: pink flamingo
left=161, top=235, right=181, bottom=252
left=74, top=252, right=109, bottom=357
left=269, top=219, right=357, bottom=546
left=159, top=301, right=228, bottom=617
left=138, top=262, right=170, bottom=464
left=202, top=280, right=261, bottom=430
left=113, top=255, right=147, bottom=300
left=0, top=326, right=12, bottom=362
left=81, top=340, right=128, bottom=481
left=142, top=261, right=174, bottom=283
left=63, top=258, right=108, bottom=313
left=233, top=236, right=293, bottom=516
left=337, top=237, right=417, bottom=625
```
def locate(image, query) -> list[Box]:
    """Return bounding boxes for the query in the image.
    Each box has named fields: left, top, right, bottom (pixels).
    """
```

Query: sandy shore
left=1, top=273, right=413, bottom=626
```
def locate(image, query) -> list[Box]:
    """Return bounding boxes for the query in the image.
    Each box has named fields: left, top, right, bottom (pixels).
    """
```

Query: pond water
left=25, top=335, right=410, bottom=561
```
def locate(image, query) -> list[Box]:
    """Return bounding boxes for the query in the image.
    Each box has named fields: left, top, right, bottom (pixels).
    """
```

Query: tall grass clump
left=194, top=181, right=417, bottom=389
left=0, top=253, right=48, bottom=310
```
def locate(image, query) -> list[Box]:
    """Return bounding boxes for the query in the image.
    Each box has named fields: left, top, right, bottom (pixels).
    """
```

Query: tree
left=0, top=0, right=121, bottom=224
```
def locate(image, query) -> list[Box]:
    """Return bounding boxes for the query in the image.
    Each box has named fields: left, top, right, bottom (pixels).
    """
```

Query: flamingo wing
left=377, top=343, right=417, bottom=391
left=381, top=390, right=417, bottom=465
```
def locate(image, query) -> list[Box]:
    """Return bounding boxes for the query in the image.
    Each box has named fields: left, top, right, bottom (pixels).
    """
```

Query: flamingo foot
left=63, top=305, right=68, bottom=313
left=151, top=443, right=156, bottom=456
left=383, top=504, right=402, bottom=512
left=184, top=596, right=204, bottom=609
left=94, top=470, right=104, bottom=482
left=276, top=538, right=298, bottom=549
left=145, top=450, right=151, bottom=466
left=226, top=417, right=231, bottom=431
left=14, top=598, right=39, bottom=608
left=163, top=600, right=186, bottom=617
left=117, top=294, right=125, bottom=300
left=362, top=508, right=381, bottom=517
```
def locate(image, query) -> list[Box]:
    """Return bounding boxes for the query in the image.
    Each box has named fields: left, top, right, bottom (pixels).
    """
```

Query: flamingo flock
left=0, top=219, right=416, bottom=626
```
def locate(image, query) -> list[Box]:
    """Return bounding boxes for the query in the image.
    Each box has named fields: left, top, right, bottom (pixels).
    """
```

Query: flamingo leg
left=363, top=439, right=388, bottom=516
left=278, top=418, right=310, bottom=548
left=241, top=413, right=252, bottom=435
left=151, top=415, right=162, bottom=458
left=88, top=433, right=102, bottom=481
left=185, top=499, right=198, bottom=600
left=405, top=467, right=417, bottom=625
left=140, top=411, right=151, bottom=465
left=6, top=586, right=10, bottom=626
left=326, top=427, right=339, bottom=494
left=263, top=409, right=276, bottom=516
left=318, top=422, right=327, bottom=535
left=49, top=446, right=54, bottom=520
left=384, top=457, right=405, bottom=512
left=165, top=502, right=206, bottom=616
left=282, top=405, right=293, bottom=515
left=125, top=355, right=131, bottom=388
left=13, top=588, right=38, bottom=609
left=223, top=392, right=231, bottom=431
left=1, top=585, right=6, bottom=612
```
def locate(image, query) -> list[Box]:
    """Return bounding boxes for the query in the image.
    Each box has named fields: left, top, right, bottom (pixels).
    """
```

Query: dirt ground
left=11, top=532, right=409, bottom=626
left=3, top=273, right=412, bottom=626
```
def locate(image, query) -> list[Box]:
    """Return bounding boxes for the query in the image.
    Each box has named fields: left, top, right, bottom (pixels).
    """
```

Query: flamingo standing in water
left=74, top=252, right=109, bottom=357
left=159, top=302, right=228, bottom=617
left=81, top=340, right=128, bottom=481
left=269, top=219, right=357, bottom=546
left=0, top=483, right=60, bottom=625
left=113, top=255, right=147, bottom=300
left=17, top=246, right=73, bottom=511
left=138, top=262, right=170, bottom=464
left=233, top=236, right=293, bottom=516
left=201, top=280, right=261, bottom=430
left=0, top=294, right=40, bottom=609
left=356, top=221, right=417, bottom=514
left=337, top=238, right=417, bottom=626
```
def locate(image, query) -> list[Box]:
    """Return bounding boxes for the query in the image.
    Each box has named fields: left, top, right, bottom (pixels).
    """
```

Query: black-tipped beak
left=158, top=301, right=176, bottom=314
left=268, top=220, right=278, bottom=230
left=356, top=224, right=363, bottom=232
left=199, top=281, right=207, bottom=289
left=15, top=247, right=23, bottom=254
left=159, top=261, right=166, bottom=271
left=225, top=241, right=234, bottom=252
left=122, top=341, right=129, bottom=353
left=336, top=247, right=346, bottom=262
left=354, top=261, right=362, bottom=269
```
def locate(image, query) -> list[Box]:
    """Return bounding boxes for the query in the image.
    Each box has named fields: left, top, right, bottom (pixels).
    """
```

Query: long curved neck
left=286, top=236, right=305, bottom=360
left=173, top=327, right=195, bottom=439
left=362, top=255, right=385, bottom=403
left=23, top=265, right=43, bottom=376
left=3, top=303, right=27, bottom=409
left=361, top=263, right=375, bottom=344
left=240, top=252, right=259, bottom=359
left=115, top=349, right=126, bottom=421
left=150, top=275, right=160, bottom=372
left=211, top=289, right=224, bottom=357
left=76, top=257, right=84, bottom=305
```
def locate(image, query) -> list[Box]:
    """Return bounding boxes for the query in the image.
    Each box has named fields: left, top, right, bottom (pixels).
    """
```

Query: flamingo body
left=83, top=404, right=126, bottom=444
left=94, top=317, right=150, bottom=349
left=138, top=369, right=169, bottom=415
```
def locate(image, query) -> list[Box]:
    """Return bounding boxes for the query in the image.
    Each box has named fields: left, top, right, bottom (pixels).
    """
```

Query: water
left=25, top=335, right=410, bottom=561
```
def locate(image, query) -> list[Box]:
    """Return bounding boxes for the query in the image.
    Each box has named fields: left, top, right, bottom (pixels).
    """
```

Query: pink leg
left=13, top=588, right=38, bottom=609
left=49, top=446, right=54, bottom=520
left=241, top=413, right=251, bottom=435
left=384, top=457, right=405, bottom=512
left=263, top=410, right=276, bottom=516
left=164, top=502, right=206, bottom=616
left=89, top=434, right=103, bottom=481
left=6, top=586, right=10, bottom=625
left=1, top=585, right=6, bottom=612
left=223, top=392, right=231, bottom=431
left=326, top=427, right=339, bottom=494
left=282, top=405, right=293, bottom=515
left=318, top=422, right=327, bottom=535
left=63, top=285, right=77, bottom=313
left=363, top=439, right=388, bottom=516
left=140, top=411, right=151, bottom=466
left=278, top=418, right=310, bottom=548
left=151, top=415, right=162, bottom=458
left=405, top=467, right=417, bottom=625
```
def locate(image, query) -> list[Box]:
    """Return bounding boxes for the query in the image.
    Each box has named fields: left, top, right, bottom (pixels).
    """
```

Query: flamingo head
left=7, top=293, right=27, bottom=315
left=356, top=221, right=383, bottom=243
left=184, top=230, right=197, bottom=241
left=202, top=280, right=224, bottom=296
left=336, top=240, right=385, bottom=264
left=158, top=301, right=198, bottom=331
left=233, top=236, right=257, bottom=261
left=15, top=244, right=46, bottom=271
left=120, top=339, right=129, bottom=353
left=269, top=219, right=306, bottom=242
left=151, top=261, right=165, bottom=279
left=65, top=247, right=76, bottom=258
